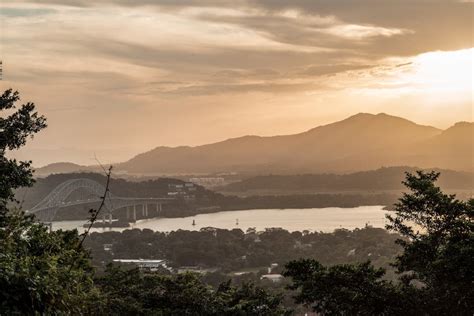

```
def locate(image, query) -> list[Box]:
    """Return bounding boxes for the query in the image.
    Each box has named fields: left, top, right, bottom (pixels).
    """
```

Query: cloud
left=3, top=0, right=470, bottom=87
left=299, top=64, right=375, bottom=77
left=3, top=0, right=470, bottom=101
left=0, top=7, right=56, bottom=16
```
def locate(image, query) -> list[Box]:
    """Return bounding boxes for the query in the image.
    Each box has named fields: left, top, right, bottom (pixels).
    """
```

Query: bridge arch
left=28, top=178, right=109, bottom=222
left=27, top=178, right=173, bottom=223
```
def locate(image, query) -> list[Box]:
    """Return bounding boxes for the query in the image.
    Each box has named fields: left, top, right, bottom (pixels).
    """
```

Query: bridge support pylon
left=102, top=213, right=113, bottom=224
left=27, top=178, right=173, bottom=224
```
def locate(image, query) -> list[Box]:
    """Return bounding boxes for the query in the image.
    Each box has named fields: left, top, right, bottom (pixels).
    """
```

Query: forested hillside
left=220, top=167, right=474, bottom=193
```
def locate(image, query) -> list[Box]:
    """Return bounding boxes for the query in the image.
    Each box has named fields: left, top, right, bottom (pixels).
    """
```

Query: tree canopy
left=0, top=89, right=289, bottom=315
left=284, top=171, right=473, bottom=315
left=96, top=265, right=289, bottom=315
left=1, top=89, right=471, bottom=314
left=0, top=89, right=101, bottom=314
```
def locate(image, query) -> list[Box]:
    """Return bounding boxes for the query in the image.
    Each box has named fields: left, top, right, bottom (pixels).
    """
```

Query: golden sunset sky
left=1, top=0, right=472, bottom=166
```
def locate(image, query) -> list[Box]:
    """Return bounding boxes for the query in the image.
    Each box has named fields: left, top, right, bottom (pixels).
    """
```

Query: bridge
left=27, top=178, right=174, bottom=223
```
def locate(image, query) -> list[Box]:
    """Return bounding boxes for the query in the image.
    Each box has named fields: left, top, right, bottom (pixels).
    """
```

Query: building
left=177, top=266, right=219, bottom=274
left=260, top=274, right=284, bottom=283
left=167, top=183, right=196, bottom=200
left=103, top=243, right=113, bottom=252
left=189, top=177, right=225, bottom=188
left=112, top=259, right=170, bottom=272
left=268, top=263, right=279, bottom=274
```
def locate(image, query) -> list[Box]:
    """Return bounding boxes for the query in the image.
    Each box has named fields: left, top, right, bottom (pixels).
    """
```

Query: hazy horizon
left=1, top=1, right=472, bottom=166
left=14, top=112, right=472, bottom=168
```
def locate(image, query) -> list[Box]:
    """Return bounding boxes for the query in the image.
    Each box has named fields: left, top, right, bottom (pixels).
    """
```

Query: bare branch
left=94, top=153, right=108, bottom=175
left=77, top=165, right=113, bottom=250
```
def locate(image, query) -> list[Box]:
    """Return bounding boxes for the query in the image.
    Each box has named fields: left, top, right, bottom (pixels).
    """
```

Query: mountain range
left=36, top=113, right=473, bottom=176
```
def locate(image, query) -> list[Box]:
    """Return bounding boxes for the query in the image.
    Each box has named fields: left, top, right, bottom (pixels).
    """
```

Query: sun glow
left=354, top=48, right=474, bottom=104
left=409, top=48, right=473, bottom=94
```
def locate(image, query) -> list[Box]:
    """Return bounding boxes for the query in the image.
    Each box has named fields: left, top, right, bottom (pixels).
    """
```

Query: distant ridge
left=219, top=166, right=474, bottom=193
left=38, top=113, right=473, bottom=175
left=34, top=162, right=89, bottom=177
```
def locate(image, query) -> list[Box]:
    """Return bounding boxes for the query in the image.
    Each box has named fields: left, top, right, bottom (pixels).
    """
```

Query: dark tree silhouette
left=0, top=89, right=98, bottom=314
left=0, top=89, right=291, bottom=314
left=284, top=171, right=473, bottom=315
left=0, top=89, right=46, bottom=205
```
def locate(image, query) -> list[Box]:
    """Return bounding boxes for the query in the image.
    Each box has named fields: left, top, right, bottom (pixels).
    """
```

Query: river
left=51, top=205, right=390, bottom=233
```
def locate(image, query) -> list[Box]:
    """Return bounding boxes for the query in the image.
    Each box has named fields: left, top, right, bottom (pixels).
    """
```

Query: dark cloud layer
left=4, top=0, right=472, bottom=93
left=14, top=0, right=472, bottom=57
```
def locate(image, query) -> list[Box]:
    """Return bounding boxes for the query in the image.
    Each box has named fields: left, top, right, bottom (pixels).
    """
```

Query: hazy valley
left=36, top=113, right=473, bottom=177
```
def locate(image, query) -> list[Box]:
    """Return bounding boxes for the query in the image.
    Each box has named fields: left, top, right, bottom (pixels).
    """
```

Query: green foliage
left=0, top=89, right=98, bottom=314
left=284, top=171, right=474, bottom=315
left=0, top=89, right=289, bottom=315
left=284, top=260, right=420, bottom=315
left=387, top=171, right=474, bottom=313
left=96, top=265, right=290, bottom=315
left=86, top=226, right=401, bottom=274
left=0, top=89, right=46, bottom=205
left=0, top=210, right=100, bottom=314
left=3, top=88, right=471, bottom=314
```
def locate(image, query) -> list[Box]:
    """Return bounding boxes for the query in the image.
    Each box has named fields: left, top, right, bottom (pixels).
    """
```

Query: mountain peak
left=451, top=121, right=473, bottom=128
left=38, top=113, right=471, bottom=175
left=336, top=113, right=442, bottom=134
left=346, top=112, right=405, bottom=121
left=440, top=121, right=473, bottom=136
left=346, top=112, right=374, bottom=119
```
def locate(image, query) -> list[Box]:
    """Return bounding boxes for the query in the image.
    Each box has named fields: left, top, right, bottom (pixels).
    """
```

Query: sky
left=1, top=0, right=473, bottom=166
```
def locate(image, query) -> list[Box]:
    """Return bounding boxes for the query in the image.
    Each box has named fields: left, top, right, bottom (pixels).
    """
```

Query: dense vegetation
left=220, top=167, right=474, bottom=193
left=0, top=90, right=289, bottom=314
left=86, top=226, right=401, bottom=276
left=1, top=90, right=472, bottom=314
left=0, top=89, right=98, bottom=313
left=95, top=266, right=290, bottom=315
left=284, top=171, right=474, bottom=314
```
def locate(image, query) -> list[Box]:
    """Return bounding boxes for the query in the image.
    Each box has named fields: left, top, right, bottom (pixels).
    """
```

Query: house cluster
left=188, top=177, right=225, bottom=188
left=111, top=257, right=284, bottom=283
left=111, top=259, right=220, bottom=275
left=107, top=242, right=284, bottom=282
left=112, top=259, right=172, bottom=273
left=167, top=182, right=196, bottom=200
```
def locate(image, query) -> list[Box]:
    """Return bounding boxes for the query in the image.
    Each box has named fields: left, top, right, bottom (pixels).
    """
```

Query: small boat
left=192, top=219, right=196, bottom=226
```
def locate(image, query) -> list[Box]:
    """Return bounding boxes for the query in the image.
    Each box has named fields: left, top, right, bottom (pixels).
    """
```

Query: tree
left=0, top=89, right=290, bottom=315
left=217, top=280, right=290, bottom=315
left=0, top=89, right=99, bottom=314
left=284, top=260, right=418, bottom=315
left=284, top=171, right=473, bottom=315
left=96, top=264, right=290, bottom=315
left=387, top=171, right=473, bottom=314
left=0, top=89, right=46, bottom=206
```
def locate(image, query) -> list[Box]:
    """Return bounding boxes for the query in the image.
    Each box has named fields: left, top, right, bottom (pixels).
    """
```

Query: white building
left=260, top=274, right=284, bottom=283
left=112, top=259, right=170, bottom=272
